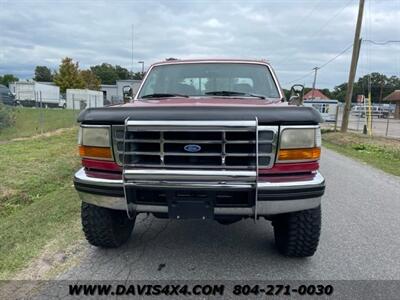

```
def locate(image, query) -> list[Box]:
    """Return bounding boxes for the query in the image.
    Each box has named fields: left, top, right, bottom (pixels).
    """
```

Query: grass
left=0, top=128, right=83, bottom=279
left=322, top=131, right=400, bottom=177
left=0, top=107, right=78, bottom=141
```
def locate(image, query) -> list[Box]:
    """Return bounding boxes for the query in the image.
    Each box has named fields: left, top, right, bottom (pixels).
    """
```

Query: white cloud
left=203, top=18, right=225, bottom=28
left=0, top=0, right=398, bottom=88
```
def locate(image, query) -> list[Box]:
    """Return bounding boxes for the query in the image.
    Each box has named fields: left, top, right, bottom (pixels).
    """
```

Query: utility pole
left=138, top=61, right=144, bottom=74
left=131, top=24, right=134, bottom=79
left=311, top=67, right=319, bottom=99
left=379, top=80, right=384, bottom=103
left=341, top=0, right=365, bottom=132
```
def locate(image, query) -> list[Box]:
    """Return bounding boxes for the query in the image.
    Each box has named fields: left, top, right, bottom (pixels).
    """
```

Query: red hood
left=115, top=97, right=286, bottom=108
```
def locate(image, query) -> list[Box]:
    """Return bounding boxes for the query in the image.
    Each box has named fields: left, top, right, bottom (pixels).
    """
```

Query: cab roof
left=151, top=58, right=271, bottom=67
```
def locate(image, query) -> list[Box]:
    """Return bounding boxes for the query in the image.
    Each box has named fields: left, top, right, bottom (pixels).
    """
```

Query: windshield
left=137, top=63, right=281, bottom=99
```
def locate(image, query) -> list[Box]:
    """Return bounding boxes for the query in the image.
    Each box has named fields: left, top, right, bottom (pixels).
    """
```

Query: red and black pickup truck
left=74, top=59, right=325, bottom=257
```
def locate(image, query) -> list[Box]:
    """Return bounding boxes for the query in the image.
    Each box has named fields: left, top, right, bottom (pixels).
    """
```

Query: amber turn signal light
left=278, top=147, right=321, bottom=161
left=79, top=145, right=112, bottom=160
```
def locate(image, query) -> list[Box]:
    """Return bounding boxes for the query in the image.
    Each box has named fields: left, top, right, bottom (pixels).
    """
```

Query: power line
left=363, top=40, right=400, bottom=45
left=274, top=0, right=323, bottom=65
left=285, top=70, right=315, bottom=85
left=318, top=43, right=353, bottom=69
left=276, top=0, right=355, bottom=65
left=284, top=43, right=353, bottom=85
left=308, top=0, right=355, bottom=41
left=291, top=0, right=323, bottom=29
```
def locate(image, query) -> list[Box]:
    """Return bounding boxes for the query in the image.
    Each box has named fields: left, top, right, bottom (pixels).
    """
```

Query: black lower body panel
left=74, top=181, right=124, bottom=197
left=125, top=187, right=255, bottom=208
left=258, top=186, right=325, bottom=201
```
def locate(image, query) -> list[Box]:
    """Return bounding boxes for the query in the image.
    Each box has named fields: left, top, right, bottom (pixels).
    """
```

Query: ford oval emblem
left=184, top=144, right=201, bottom=153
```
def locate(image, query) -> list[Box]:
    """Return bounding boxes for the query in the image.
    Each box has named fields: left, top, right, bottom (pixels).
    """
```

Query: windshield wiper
left=141, top=93, right=189, bottom=99
left=205, top=91, right=265, bottom=99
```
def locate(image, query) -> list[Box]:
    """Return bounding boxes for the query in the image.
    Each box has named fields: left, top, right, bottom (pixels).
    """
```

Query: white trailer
left=66, top=89, right=103, bottom=110
left=8, top=82, right=17, bottom=95
left=9, top=81, right=63, bottom=108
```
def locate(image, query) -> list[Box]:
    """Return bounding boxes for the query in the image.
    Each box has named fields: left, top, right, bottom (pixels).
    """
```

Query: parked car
left=0, top=84, right=16, bottom=106
left=74, top=59, right=325, bottom=257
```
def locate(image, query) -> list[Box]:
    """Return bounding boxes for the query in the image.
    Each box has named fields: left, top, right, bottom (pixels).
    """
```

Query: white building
left=304, top=99, right=339, bottom=122
left=101, top=80, right=141, bottom=104
left=116, top=80, right=141, bottom=98
left=100, top=84, right=118, bottom=103
left=66, top=89, right=103, bottom=110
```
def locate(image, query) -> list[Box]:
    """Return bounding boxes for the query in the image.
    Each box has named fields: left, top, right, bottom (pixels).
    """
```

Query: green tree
left=33, top=66, right=53, bottom=82
left=90, top=63, right=119, bottom=84
left=91, top=63, right=134, bottom=84
left=53, top=57, right=85, bottom=93
left=331, top=73, right=400, bottom=103
left=331, top=83, right=347, bottom=102
left=115, top=65, right=130, bottom=80
left=132, top=72, right=145, bottom=80
left=0, top=74, right=19, bottom=87
left=320, top=88, right=332, bottom=99
left=80, top=70, right=101, bottom=90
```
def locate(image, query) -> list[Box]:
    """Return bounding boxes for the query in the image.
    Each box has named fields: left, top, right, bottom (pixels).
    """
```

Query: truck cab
left=74, top=59, right=325, bottom=257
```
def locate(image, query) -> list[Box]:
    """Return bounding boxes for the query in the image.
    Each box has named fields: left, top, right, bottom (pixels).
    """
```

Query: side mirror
left=288, top=84, right=304, bottom=106
left=122, top=85, right=133, bottom=103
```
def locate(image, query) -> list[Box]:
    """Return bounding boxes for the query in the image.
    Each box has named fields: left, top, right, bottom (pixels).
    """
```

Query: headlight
left=79, top=127, right=110, bottom=147
left=278, top=127, right=321, bottom=162
left=280, top=128, right=316, bottom=149
left=78, top=126, right=112, bottom=160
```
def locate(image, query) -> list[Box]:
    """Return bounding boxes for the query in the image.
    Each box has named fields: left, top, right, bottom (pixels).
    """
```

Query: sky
left=0, top=0, right=399, bottom=89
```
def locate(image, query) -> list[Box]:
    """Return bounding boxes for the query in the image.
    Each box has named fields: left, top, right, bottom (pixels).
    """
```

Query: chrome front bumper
left=74, top=168, right=325, bottom=216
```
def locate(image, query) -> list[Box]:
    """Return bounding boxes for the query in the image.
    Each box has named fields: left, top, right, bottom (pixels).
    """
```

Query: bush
left=0, top=103, right=15, bottom=129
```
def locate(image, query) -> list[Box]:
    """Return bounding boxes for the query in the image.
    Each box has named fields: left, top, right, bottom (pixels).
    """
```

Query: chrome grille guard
left=120, top=119, right=278, bottom=219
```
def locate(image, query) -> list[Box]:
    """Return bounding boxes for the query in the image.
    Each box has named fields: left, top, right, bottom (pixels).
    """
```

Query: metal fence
left=322, top=105, right=400, bottom=139
left=0, top=100, right=83, bottom=141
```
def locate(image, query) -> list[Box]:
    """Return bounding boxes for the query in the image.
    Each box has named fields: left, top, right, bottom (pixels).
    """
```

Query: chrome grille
left=112, top=121, right=277, bottom=170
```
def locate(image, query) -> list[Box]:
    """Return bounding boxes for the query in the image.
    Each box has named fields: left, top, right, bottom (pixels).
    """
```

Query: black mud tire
left=272, top=206, right=321, bottom=257
left=81, top=202, right=135, bottom=248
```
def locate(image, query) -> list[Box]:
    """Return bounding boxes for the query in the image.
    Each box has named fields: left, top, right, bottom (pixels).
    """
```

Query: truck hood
left=119, top=97, right=282, bottom=108
left=78, top=97, right=323, bottom=125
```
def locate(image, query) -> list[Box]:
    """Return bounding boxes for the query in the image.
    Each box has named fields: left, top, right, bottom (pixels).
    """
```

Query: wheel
left=272, top=206, right=321, bottom=257
left=81, top=202, right=135, bottom=248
